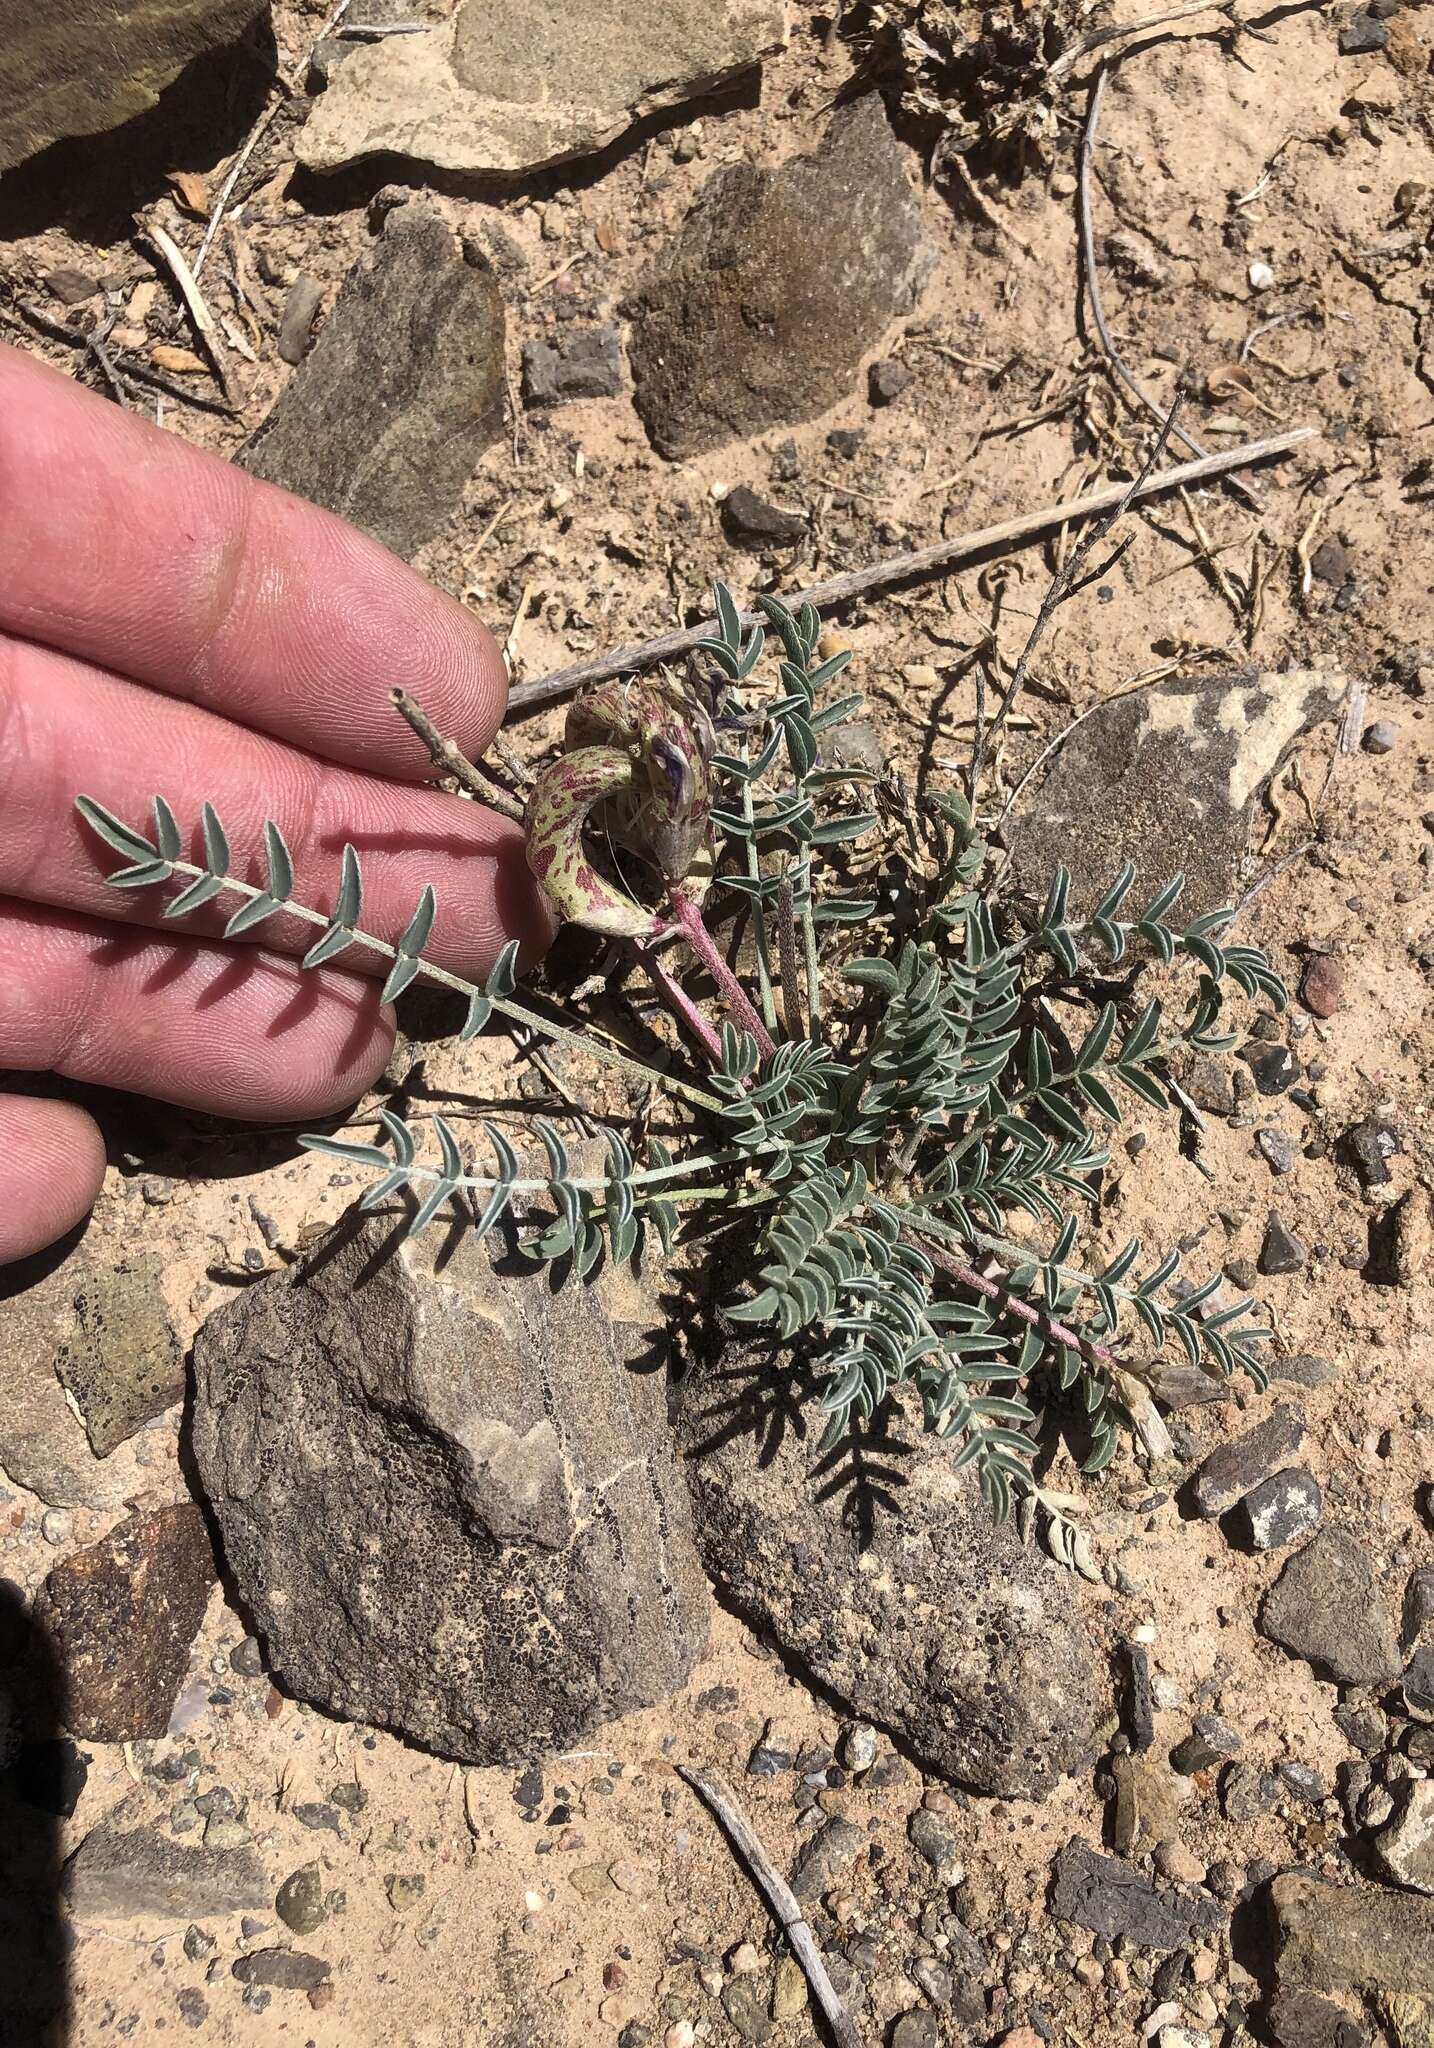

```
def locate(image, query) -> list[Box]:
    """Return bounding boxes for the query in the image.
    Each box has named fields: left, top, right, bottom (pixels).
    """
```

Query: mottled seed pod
left=524, top=673, right=715, bottom=934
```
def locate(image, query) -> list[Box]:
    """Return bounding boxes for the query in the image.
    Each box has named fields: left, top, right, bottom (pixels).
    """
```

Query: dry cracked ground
left=0, top=3, right=1432, bottom=2048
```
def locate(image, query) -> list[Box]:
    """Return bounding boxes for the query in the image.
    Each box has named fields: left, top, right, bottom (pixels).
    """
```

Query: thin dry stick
left=675, top=1766, right=866, bottom=2048
left=1048, top=0, right=1235, bottom=81
left=509, top=429, right=1313, bottom=715
left=0, top=298, right=235, bottom=413
left=137, top=215, right=237, bottom=405
left=193, top=0, right=355, bottom=280
left=969, top=395, right=1182, bottom=792
left=389, top=687, right=525, bottom=824
left=1079, top=66, right=1260, bottom=514
left=504, top=579, right=535, bottom=675
left=1177, top=484, right=1248, bottom=622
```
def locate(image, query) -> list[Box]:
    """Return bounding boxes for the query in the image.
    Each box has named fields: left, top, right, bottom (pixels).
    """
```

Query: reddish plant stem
left=668, top=889, right=777, bottom=1058
left=638, top=943, right=724, bottom=1062
left=916, top=1235, right=1126, bottom=1373
left=917, top=1232, right=1174, bottom=1460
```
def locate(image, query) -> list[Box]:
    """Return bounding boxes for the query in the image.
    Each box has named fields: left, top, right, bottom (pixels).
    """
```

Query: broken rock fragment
left=1269, top=1871, right=1434, bottom=1995
left=675, top=1367, right=1112, bottom=1798
left=1259, top=1526, right=1403, bottom=1686
left=0, top=0, right=268, bottom=174
left=1006, top=669, right=1343, bottom=916
left=65, top=1801, right=268, bottom=1923
left=627, top=97, right=935, bottom=458
left=42, top=1505, right=216, bottom=1742
left=240, top=204, right=505, bottom=560
left=1189, top=1402, right=1306, bottom=1518
left=1050, top=1839, right=1223, bottom=1949
left=298, top=0, right=787, bottom=178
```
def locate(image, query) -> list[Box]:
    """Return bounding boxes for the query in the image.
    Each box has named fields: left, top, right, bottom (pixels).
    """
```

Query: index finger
left=0, top=344, right=508, bottom=780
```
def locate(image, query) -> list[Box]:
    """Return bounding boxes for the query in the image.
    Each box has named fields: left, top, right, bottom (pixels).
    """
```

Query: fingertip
left=0, top=1094, right=107, bottom=1264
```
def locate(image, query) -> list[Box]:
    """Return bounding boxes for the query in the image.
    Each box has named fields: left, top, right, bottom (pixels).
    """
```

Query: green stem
left=740, top=773, right=780, bottom=1037
left=162, top=857, right=726, bottom=1115
left=798, top=848, right=821, bottom=1031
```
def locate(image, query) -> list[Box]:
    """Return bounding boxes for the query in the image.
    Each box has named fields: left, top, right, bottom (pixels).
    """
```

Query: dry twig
left=193, top=0, right=355, bottom=280
left=1048, top=0, right=1238, bottom=81
left=0, top=297, right=234, bottom=413
left=509, top=428, right=1313, bottom=714
left=675, top=1766, right=866, bottom=2048
left=136, top=214, right=238, bottom=405
left=389, top=688, right=525, bottom=824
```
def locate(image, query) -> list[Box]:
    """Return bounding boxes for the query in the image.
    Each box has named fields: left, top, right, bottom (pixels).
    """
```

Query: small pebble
left=203, top=1817, right=250, bottom=1851
left=1234, top=1468, right=1322, bottom=1551
left=1339, top=13, right=1389, bottom=51
left=1255, top=1128, right=1298, bottom=1176
left=1300, top=954, right=1344, bottom=1018
left=1153, top=1841, right=1204, bottom=1884
left=1363, top=718, right=1397, bottom=754
left=868, top=358, right=912, bottom=406
left=40, top=1510, right=73, bottom=1546
left=1259, top=1211, right=1307, bottom=1275
left=839, top=1724, right=878, bottom=1773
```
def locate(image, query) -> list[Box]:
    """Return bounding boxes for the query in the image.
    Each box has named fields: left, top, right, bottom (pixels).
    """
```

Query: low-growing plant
left=76, top=583, right=1284, bottom=1573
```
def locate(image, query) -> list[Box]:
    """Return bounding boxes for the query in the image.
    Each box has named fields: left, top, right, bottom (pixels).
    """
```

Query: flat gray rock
left=0, top=1253, right=162, bottom=1507
left=1259, top=1526, right=1404, bottom=1686
left=1006, top=669, right=1343, bottom=917
left=627, top=96, right=936, bottom=458
left=522, top=328, right=624, bottom=407
left=65, top=1804, right=268, bottom=1924
left=0, top=0, right=267, bottom=174
left=298, top=0, right=787, bottom=178
left=56, top=1262, right=183, bottom=1458
left=1270, top=1871, right=1434, bottom=1994
left=189, top=1211, right=709, bottom=1766
left=674, top=1368, right=1112, bottom=1798
left=241, top=203, right=505, bottom=560
left=1050, top=1838, right=1223, bottom=1949
left=1190, top=1401, right=1305, bottom=1518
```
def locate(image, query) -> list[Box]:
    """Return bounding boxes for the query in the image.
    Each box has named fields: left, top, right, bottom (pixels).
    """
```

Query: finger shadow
left=0, top=1579, right=75, bottom=2046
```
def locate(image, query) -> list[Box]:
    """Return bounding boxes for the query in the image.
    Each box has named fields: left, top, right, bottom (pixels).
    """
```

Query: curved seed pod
left=525, top=747, right=658, bottom=937
left=565, top=679, right=640, bottom=753
left=566, top=676, right=715, bottom=881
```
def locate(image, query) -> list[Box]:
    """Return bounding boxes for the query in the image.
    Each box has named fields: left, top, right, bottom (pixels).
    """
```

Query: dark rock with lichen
left=626, top=97, right=935, bottom=457
left=674, top=1359, right=1113, bottom=1797
left=190, top=1214, right=708, bottom=1764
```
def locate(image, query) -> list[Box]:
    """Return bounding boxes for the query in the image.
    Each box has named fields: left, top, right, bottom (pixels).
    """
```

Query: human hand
left=0, top=343, right=553, bottom=1264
